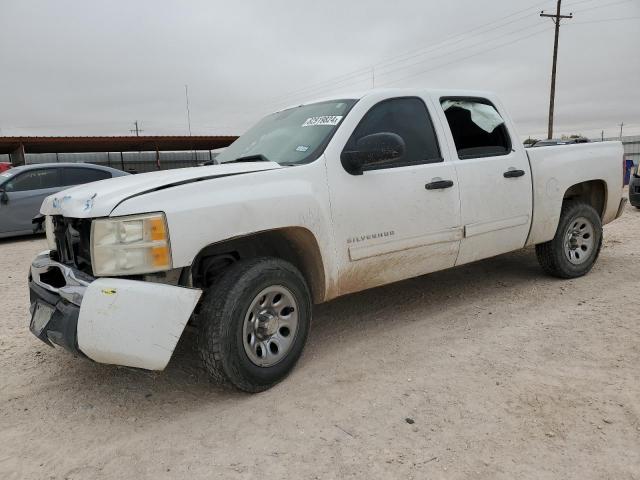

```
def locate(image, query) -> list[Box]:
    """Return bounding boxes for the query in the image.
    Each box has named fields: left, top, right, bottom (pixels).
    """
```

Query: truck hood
left=40, top=162, right=282, bottom=218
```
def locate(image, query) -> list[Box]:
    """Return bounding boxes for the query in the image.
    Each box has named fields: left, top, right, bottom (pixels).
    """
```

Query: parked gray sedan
left=0, top=163, right=127, bottom=238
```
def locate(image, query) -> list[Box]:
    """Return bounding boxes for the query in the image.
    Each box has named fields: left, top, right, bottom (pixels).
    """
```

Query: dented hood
left=40, top=162, right=282, bottom=218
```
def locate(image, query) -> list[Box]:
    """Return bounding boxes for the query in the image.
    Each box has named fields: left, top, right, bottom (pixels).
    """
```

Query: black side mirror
left=341, top=132, right=406, bottom=175
left=0, top=190, right=7, bottom=205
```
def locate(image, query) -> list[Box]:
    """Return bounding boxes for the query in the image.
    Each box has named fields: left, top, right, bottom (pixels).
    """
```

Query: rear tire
left=535, top=201, right=602, bottom=279
left=197, top=257, right=311, bottom=392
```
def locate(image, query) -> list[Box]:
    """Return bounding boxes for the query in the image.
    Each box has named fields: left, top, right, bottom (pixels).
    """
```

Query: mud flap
left=77, top=278, right=202, bottom=370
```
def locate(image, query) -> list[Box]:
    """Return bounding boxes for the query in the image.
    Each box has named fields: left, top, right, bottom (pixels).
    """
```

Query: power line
left=383, top=25, right=553, bottom=86
left=571, top=16, right=640, bottom=24
left=267, top=67, right=373, bottom=104
left=371, top=2, right=550, bottom=75
left=269, top=20, right=553, bottom=110
left=266, top=0, right=554, bottom=107
left=563, top=0, right=601, bottom=8
left=375, top=22, right=549, bottom=84
left=263, top=0, right=636, bottom=110
left=268, top=25, right=553, bottom=113
left=572, top=0, right=634, bottom=14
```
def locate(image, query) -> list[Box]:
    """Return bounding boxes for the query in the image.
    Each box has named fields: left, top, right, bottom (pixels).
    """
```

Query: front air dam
left=77, top=278, right=202, bottom=370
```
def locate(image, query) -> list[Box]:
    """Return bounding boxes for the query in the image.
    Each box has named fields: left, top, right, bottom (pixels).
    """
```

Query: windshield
left=216, top=99, right=357, bottom=166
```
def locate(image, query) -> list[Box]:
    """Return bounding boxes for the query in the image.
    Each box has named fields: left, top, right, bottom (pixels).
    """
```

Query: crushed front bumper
left=28, top=251, right=202, bottom=370
left=29, top=251, right=92, bottom=355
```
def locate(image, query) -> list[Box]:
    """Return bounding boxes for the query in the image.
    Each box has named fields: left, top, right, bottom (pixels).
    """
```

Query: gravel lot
left=1, top=202, right=639, bottom=480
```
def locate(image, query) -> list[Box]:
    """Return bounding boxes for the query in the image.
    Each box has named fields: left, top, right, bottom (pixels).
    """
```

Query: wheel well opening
left=562, top=180, right=607, bottom=218
left=191, top=228, right=326, bottom=303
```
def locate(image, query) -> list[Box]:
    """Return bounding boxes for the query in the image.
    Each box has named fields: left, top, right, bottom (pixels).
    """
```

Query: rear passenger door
left=437, top=97, right=532, bottom=265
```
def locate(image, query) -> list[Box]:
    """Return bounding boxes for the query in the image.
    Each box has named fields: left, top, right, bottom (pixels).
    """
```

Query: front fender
left=109, top=160, right=338, bottom=298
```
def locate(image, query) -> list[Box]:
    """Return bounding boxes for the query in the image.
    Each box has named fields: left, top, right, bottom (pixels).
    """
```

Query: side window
left=4, top=169, right=61, bottom=192
left=61, top=168, right=111, bottom=186
left=343, top=97, right=441, bottom=169
left=441, top=97, right=511, bottom=159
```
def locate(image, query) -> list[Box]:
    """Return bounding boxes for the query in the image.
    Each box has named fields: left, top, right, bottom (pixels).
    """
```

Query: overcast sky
left=1, top=0, right=639, bottom=140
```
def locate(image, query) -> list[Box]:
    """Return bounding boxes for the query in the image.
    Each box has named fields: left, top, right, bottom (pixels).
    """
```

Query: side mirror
left=0, top=189, right=7, bottom=205
left=341, top=132, right=406, bottom=175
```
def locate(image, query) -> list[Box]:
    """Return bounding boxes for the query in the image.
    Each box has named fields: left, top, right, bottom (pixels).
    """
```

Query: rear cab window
left=440, top=97, right=512, bottom=159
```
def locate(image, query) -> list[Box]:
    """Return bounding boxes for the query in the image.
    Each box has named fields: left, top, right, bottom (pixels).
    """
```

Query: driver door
left=325, top=96, right=462, bottom=296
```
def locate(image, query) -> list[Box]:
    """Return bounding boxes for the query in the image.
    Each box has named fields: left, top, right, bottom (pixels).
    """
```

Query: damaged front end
left=28, top=215, right=202, bottom=371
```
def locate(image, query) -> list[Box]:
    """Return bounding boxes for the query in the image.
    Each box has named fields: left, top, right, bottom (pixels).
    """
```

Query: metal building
left=0, top=136, right=238, bottom=172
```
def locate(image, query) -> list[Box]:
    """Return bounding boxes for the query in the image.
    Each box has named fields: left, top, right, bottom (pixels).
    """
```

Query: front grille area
left=51, top=216, right=93, bottom=275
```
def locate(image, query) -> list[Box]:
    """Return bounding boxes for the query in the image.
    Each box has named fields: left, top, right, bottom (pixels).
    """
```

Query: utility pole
left=129, top=120, right=143, bottom=136
left=619, top=122, right=624, bottom=139
left=184, top=85, right=193, bottom=137
left=185, top=84, right=196, bottom=161
left=540, top=1, right=572, bottom=139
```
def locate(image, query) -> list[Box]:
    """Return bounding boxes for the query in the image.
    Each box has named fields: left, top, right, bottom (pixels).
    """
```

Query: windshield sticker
left=295, top=145, right=310, bottom=152
left=302, top=115, right=343, bottom=127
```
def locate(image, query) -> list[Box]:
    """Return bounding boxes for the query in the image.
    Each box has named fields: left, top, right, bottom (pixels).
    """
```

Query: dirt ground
left=1, top=203, right=639, bottom=480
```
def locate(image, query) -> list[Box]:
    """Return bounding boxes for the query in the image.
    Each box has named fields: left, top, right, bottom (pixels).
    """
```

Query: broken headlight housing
left=91, top=212, right=172, bottom=276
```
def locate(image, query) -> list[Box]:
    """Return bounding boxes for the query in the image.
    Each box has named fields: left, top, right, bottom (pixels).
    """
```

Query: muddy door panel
left=331, top=163, right=461, bottom=295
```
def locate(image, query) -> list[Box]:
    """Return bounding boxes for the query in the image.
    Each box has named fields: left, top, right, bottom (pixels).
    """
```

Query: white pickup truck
left=29, top=89, right=626, bottom=392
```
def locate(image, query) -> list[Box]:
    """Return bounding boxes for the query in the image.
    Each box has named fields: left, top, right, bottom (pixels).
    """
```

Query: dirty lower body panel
left=28, top=250, right=202, bottom=371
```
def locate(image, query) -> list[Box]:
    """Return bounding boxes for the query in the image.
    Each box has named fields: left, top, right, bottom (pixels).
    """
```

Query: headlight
left=45, top=215, right=56, bottom=250
left=91, top=212, right=172, bottom=276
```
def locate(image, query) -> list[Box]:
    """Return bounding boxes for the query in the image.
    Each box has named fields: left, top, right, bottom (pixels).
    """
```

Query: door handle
left=425, top=179, right=454, bottom=190
left=503, top=169, right=525, bottom=178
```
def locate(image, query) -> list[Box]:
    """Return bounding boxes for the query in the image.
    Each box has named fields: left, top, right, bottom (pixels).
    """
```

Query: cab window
left=4, top=169, right=61, bottom=192
left=441, top=97, right=511, bottom=159
left=343, top=97, right=441, bottom=170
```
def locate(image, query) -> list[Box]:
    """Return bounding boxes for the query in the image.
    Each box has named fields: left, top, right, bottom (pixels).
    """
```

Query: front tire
left=197, top=257, right=311, bottom=392
left=535, top=201, right=603, bottom=278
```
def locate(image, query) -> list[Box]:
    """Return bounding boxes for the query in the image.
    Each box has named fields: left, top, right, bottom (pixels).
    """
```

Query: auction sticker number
left=302, top=116, right=343, bottom=127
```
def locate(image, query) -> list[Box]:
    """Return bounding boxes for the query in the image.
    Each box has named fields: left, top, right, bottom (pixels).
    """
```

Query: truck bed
left=525, top=141, right=624, bottom=246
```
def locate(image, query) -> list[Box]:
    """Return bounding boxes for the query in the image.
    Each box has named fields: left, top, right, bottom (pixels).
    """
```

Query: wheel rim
left=564, top=216, right=595, bottom=265
left=242, top=285, right=299, bottom=367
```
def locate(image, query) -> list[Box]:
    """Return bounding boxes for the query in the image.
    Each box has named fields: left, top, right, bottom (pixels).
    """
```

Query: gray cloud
left=1, top=0, right=638, bottom=139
